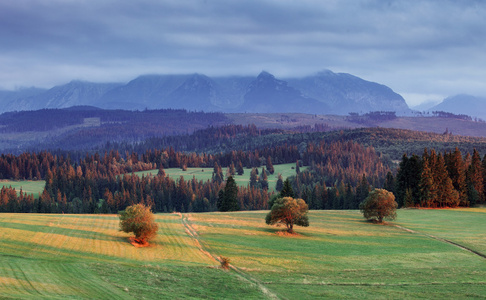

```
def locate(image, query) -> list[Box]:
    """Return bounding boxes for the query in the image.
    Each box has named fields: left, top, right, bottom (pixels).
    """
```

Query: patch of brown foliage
left=275, top=230, right=301, bottom=237
left=129, top=237, right=150, bottom=248
left=219, top=256, right=230, bottom=269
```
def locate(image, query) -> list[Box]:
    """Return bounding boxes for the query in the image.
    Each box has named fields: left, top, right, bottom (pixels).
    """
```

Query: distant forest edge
left=1, top=108, right=486, bottom=154
left=0, top=108, right=485, bottom=213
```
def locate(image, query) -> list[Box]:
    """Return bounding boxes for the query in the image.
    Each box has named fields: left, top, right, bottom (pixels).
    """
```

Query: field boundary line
left=263, top=281, right=486, bottom=287
left=178, top=213, right=283, bottom=300
left=394, top=225, right=486, bottom=259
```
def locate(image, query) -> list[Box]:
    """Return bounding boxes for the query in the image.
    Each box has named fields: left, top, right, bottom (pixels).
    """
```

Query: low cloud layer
left=1, top=0, right=485, bottom=105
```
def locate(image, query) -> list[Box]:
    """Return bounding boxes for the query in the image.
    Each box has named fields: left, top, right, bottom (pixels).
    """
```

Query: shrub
left=219, top=256, right=230, bottom=269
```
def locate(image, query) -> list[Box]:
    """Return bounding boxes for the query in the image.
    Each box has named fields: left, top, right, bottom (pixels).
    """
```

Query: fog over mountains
left=428, top=94, right=486, bottom=120
left=0, top=70, right=413, bottom=115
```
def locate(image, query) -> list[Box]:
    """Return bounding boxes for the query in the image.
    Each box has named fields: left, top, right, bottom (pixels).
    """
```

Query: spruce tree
left=446, top=148, right=468, bottom=206
left=217, top=176, right=239, bottom=212
left=467, top=149, right=484, bottom=205
left=280, top=178, right=295, bottom=198
left=266, top=156, right=275, bottom=175
left=482, top=155, right=486, bottom=203
left=356, top=174, right=370, bottom=207
left=260, top=167, right=269, bottom=190
left=435, top=154, right=458, bottom=208
left=419, top=156, right=437, bottom=207
left=275, top=174, right=284, bottom=192
left=249, top=168, right=258, bottom=188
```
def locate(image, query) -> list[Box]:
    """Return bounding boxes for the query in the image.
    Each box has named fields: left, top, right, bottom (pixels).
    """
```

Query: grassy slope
left=134, top=162, right=306, bottom=191
left=190, top=209, right=486, bottom=299
left=0, top=209, right=484, bottom=299
left=0, top=163, right=304, bottom=199
left=0, top=180, right=45, bottom=198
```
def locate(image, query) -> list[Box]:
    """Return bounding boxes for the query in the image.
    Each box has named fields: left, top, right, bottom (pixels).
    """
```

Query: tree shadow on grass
left=256, top=226, right=310, bottom=237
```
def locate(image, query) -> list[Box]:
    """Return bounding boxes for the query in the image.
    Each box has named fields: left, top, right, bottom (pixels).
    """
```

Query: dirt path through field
left=178, top=213, right=282, bottom=300
left=394, top=225, right=486, bottom=259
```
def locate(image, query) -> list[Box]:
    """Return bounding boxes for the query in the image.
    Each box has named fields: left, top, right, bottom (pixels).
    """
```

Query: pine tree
left=217, top=176, right=239, bottom=212
left=356, top=174, right=370, bottom=207
left=419, top=156, right=437, bottom=208
left=383, top=172, right=395, bottom=193
left=467, top=149, right=484, bottom=205
left=275, top=174, right=284, bottom=192
left=482, top=155, right=486, bottom=203
left=236, top=161, right=244, bottom=175
left=435, top=154, right=458, bottom=208
left=260, top=167, right=269, bottom=190
left=395, top=154, right=422, bottom=207
left=446, top=148, right=468, bottom=206
left=249, top=168, right=258, bottom=188
left=266, top=156, right=275, bottom=175
left=280, top=178, right=295, bottom=198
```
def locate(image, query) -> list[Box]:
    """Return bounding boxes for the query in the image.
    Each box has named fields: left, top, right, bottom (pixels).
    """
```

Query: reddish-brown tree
left=119, top=203, right=158, bottom=246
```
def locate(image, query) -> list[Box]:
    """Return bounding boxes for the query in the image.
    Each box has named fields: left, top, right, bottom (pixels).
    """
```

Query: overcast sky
left=1, top=0, right=485, bottom=106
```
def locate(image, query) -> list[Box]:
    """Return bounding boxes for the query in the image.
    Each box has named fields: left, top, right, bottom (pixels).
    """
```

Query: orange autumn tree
left=119, top=204, right=158, bottom=246
left=265, top=197, right=309, bottom=234
left=359, top=189, right=397, bottom=223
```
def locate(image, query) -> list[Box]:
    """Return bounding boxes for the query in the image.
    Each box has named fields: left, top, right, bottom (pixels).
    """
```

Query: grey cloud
left=0, top=0, right=485, bottom=105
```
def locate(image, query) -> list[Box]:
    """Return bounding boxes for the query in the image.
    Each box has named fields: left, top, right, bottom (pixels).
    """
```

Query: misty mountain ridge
left=0, top=70, right=410, bottom=115
left=429, top=94, right=486, bottom=120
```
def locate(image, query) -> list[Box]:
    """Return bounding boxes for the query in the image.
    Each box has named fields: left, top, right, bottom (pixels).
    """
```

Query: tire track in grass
left=394, top=225, right=486, bottom=259
left=179, top=213, right=282, bottom=300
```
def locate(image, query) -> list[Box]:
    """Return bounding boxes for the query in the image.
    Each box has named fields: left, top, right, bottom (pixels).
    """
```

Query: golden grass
left=0, top=213, right=215, bottom=266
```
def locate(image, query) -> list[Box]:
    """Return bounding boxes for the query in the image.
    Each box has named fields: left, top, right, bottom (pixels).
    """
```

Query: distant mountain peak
left=257, top=71, right=274, bottom=79
left=0, top=70, right=412, bottom=115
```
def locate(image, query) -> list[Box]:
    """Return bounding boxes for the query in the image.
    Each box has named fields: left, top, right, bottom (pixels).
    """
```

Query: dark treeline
left=0, top=108, right=227, bottom=133
left=101, top=126, right=486, bottom=162
left=290, top=141, right=390, bottom=210
left=1, top=108, right=229, bottom=153
left=394, top=148, right=486, bottom=208
left=1, top=123, right=485, bottom=213
left=0, top=139, right=390, bottom=213
left=346, top=111, right=397, bottom=124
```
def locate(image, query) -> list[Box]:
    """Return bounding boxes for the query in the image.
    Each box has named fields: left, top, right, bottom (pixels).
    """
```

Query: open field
left=0, top=163, right=303, bottom=199
left=134, top=162, right=306, bottom=191
left=0, top=209, right=485, bottom=299
left=0, top=180, right=45, bottom=198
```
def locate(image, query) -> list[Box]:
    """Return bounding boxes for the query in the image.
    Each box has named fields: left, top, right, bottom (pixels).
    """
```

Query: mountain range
left=0, top=70, right=412, bottom=115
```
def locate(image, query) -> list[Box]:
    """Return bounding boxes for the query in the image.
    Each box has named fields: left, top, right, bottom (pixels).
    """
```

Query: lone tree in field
left=359, top=189, right=397, bottom=223
left=119, top=203, right=158, bottom=246
left=265, top=197, right=309, bottom=234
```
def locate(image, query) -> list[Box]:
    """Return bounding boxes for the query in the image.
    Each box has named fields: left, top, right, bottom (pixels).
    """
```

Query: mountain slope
left=0, top=87, right=47, bottom=113
left=242, top=72, right=331, bottom=113
left=0, top=70, right=412, bottom=115
left=287, top=70, right=410, bottom=114
left=3, top=81, right=121, bottom=112
left=429, top=94, right=486, bottom=120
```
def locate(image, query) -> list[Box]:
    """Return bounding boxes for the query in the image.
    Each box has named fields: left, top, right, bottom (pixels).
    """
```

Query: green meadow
left=134, top=162, right=306, bottom=191
left=0, top=163, right=303, bottom=199
left=0, top=180, right=45, bottom=198
left=0, top=209, right=484, bottom=299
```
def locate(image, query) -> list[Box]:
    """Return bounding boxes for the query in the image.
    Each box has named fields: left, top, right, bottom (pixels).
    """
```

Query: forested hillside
left=1, top=107, right=486, bottom=154
left=1, top=126, right=485, bottom=214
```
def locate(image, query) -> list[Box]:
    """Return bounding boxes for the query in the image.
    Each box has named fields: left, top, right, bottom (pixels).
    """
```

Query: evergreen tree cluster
left=395, top=148, right=486, bottom=208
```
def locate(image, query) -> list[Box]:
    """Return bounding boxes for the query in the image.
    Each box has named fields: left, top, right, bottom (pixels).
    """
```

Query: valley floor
left=0, top=209, right=485, bottom=299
